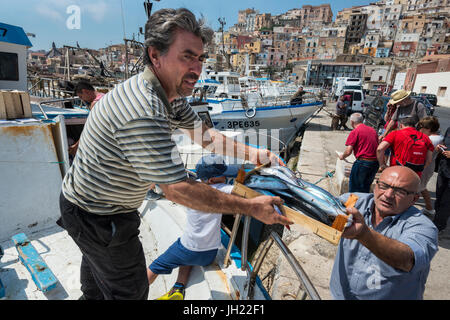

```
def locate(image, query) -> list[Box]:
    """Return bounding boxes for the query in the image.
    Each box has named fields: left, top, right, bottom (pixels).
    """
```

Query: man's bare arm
left=380, top=119, right=395, bottom=142
left=339, top=145, right=353, bottom=161
left=158, top=179, right=293, bottom=226
left=376, top=141, right=390, bottom=168
left=183, top=122, right=284, bottom=165
left=424, top=150, right=433, bottom=169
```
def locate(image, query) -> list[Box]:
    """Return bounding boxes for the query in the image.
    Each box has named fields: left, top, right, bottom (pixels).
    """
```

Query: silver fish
left=253, top=186, right=331, bottom=224
left=283, top=183, right=333, bottom=224
left=299, top=179, right=347, bottom=216
left=245, top=169, right=347, bottom=225
left=259, top=166, right=305, bottom=188
left=245, top=175, right=289, bottom=190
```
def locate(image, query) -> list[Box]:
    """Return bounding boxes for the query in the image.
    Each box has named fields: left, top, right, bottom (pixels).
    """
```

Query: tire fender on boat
left=245, top=107, right=256, bottom=118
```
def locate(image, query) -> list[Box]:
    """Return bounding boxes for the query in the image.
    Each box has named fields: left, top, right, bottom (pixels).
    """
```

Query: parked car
left=411, top=95, right=435, bottom=115
left=418, top=93, right=438, bottom=106
left=342, top=89, right=365, bottom=113
left=363, top=95, right=390, bottom=134
left=367, top=89, right=383, bottom=97
left=363, top=95, right=434, bottom=134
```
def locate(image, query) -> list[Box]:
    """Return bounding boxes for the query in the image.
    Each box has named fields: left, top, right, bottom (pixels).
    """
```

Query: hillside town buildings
left=26, top=1, right=450, bottom=104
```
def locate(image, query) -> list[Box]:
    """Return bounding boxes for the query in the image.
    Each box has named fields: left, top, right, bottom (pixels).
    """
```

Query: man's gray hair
left=143, top=8, right=214, bottom=66
left=349, top=112, right=363, bottom=124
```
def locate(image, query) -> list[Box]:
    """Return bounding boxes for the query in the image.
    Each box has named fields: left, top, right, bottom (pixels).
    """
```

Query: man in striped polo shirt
left=57, top=8, right=292, bottom=300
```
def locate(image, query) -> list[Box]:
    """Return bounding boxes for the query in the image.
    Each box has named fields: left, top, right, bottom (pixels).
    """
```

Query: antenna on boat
left=144, top=0, right=160, bottom=19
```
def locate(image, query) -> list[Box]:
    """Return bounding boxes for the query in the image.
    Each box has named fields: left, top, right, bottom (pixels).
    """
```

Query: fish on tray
left=244, top=166, right=349, bottom=227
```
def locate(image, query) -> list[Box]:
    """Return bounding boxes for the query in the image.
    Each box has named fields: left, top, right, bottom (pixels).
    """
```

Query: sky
left=2, top=0, right=372, bottom=51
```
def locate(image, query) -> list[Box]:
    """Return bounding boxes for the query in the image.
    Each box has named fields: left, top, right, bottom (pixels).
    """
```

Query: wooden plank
left=231, top=183, right=342, bottom=245
left=11, top=233, right=58, bottom=292
left=19, top=91, right=32, bottom=118
left=11, top=91, right=24, bottom=118
left=0, top=92, right=7, bottom=120
left=1, top=91, right=17, bottom=119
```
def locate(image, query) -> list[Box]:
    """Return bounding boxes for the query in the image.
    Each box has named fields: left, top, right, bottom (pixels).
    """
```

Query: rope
left=314, top=170, right=335, bottom=185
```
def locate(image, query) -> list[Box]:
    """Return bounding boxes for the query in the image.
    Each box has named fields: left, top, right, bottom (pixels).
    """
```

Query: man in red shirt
left=377, top=116, right=434, bottom=177
left=339, top=113, right=379, bottom=192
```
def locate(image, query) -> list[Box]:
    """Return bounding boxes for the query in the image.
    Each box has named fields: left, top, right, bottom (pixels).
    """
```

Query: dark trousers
left=434, top=174, right=450, bottom=231
left=57, top=192, right=149, bottom=300
left=349, top=159, right=379, bottom=193
left=337, top=114, right=348, bottom=129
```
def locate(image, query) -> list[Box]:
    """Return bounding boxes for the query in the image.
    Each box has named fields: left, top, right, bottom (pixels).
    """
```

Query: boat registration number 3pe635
left=227, top=120, right=261, bottom=129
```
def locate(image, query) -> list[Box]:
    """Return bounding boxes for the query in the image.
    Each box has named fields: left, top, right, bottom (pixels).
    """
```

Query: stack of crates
left=0, top=90, right=32, bottom=120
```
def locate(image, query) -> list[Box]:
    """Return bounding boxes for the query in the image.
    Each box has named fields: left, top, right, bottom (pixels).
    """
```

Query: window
left=437, top=87, right=447, bottom=97
left=0, top=52, right=19, bottom=81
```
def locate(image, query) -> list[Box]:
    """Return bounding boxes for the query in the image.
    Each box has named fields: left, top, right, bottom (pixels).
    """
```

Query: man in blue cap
left=146, top=154, right=240, bottom=300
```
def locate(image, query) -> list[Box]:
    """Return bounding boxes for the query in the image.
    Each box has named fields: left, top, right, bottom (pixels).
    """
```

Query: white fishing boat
left=0, top=22, right=319, bottom=301
left=192, top=69, right=323, bottom=153
left=206, top=98, right=321, bottom=153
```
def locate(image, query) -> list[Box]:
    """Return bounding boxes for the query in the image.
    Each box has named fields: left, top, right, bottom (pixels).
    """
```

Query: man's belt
left=396, top=160, right=424, bottom=172
left=357, top=157, right=377, bottom=161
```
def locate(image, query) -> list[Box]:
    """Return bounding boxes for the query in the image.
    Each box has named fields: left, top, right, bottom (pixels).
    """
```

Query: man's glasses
left=376, top=180, right=416, bottom=197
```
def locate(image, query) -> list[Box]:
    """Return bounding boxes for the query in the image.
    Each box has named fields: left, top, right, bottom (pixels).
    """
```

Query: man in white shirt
left=147, top=155, right=239, bottom=300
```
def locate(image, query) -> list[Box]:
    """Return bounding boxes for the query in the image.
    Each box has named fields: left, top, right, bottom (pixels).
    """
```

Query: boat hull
left=210, top=102, right=321, bottom=152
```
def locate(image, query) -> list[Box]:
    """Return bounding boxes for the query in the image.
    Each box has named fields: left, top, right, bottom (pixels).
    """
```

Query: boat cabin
left=0, top=22, right=32, bottom=91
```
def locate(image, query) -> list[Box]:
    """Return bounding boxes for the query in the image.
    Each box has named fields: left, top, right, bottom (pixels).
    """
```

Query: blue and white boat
left=207, top=98, right=322, bottom=153
left=191, top=69, right=322, bottom=153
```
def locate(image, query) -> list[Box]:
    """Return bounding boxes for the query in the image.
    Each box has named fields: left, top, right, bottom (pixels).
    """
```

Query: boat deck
left=0, top=197, right=267, bottom=300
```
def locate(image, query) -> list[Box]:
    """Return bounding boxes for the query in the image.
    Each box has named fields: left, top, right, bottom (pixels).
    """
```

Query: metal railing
left=36, top=97, right=82, bottom=120
left=223, top=214, right=321, bottom=300
left=28, top=77, right=74, bottom=99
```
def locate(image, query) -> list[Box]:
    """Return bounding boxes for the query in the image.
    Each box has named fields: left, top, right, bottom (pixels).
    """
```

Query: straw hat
left=389, top=89, right=411, bottom=105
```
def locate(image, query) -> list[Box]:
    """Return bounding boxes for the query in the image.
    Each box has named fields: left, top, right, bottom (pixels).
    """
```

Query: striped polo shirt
left=62, top=67, right=201, bottom=215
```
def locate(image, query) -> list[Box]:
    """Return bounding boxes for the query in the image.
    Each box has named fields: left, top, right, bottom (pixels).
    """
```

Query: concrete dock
left=269, top=102, right=450, bottom=300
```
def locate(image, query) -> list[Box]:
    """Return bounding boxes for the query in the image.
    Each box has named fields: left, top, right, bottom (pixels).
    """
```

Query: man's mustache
left=183, top=73, right=199, bottom=82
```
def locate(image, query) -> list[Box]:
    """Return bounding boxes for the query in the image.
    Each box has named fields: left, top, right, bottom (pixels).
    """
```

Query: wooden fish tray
left=231, top=183, right=350, bottom=245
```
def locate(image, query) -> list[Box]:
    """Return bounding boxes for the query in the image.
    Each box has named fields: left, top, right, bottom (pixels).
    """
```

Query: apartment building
left=406, top=0, right=450, bottom=14
left=361, top=4, right=385, bottom=30
left=287, top=36, right=305, bottom=61
left=363, top=64, right=394, bottom=90
left=392, top=32, right=420, bottom=57
left=306, top=61, right=363, bottom=86
left=345, top=10, right=368, bottom=52
left=298, top=4, right=333, bottom=27
left=335, top=6, right=363, bottom=25
left=361, top=30, right=381, bottom=57
left=404, top=56, right=450, bottom=90
left=255, top=13, right=272, bottom=31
